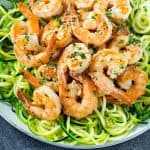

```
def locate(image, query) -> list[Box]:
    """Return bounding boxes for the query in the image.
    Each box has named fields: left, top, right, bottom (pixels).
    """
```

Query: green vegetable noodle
left=0, top=0, right=150, bottom=146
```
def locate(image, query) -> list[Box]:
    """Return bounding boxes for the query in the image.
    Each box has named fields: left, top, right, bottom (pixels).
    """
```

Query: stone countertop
left=0, top=117, right=149, bottom=150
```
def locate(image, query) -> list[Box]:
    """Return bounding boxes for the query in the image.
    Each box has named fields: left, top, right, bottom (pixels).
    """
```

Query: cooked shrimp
left=124, top=44, right=143, bottom=65
left=17, top=85, right=61, bottom=121
left=90, top=49, right=128, bottom=80
left=73, top=0, right=95, bottom=10
left=58, top=53, right=98, bottom=119
left=63, top=74, right=98, bottom=119
left=108, top=35, right=129, bottom=50
left=41, top=17, right=72, bottom=48
left=17, top=3, right=40, bottom=37
left=11, top=3, right=56, bottom=68
left=13, top=33, right=56, bottom=68
left=71, top=11, right=112, bottom=47
left=110, top=66, right=148, bottom=104
left=94, top=0, right=132, bottom=21
left=30, top=0, right=63, bottom=19
left=36, top=63, right=57, bottom=80
left=65, top=43, right=91, bottom=74
left=108, top=35, right=143, bottom=65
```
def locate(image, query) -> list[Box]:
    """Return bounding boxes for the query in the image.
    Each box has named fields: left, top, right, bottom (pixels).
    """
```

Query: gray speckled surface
left=0, top=117, right=149, bottom=150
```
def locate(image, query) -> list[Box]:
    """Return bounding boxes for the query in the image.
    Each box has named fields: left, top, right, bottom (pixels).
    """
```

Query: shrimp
left=108, top=35, right=143, bottom=65
left=30, top=0, right=64, bottom=19
left=62, top=74, right=98, bottom=119
left=89, top=49, right=128, bottom=80
left=11, top=3, right=57, bottom=68
left=71, top=11, right=112, bottom=47
left=21, top=69, right=59, bottom=93
left=124, top=44, right=143, bottom=65
left=108, top=35, right=129, bottom=50
left=58, top=51, right=97, bottom=119
left=73, top=0, right=95, bottom=10
left=65, top=43, right=91, bottom=74
left=36, top=63, right=57, bottom=81
left=13, top=33, right=56, bottom=68
left=41, top=17, right=72, bottom=48
left=94, top=0, right=132, bottom=21
left=109, top=66, right=148, bottom=104
left=17, top=3, right=40, bottom=37
left=17, top=85, right=61, bottom=121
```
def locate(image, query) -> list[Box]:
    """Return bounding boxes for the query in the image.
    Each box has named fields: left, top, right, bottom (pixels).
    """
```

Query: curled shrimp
left=58, top=51, right=97, bottom=119
left=36, top=63, right=57, bottom=80
left=124, top=43, right=143, bottom=65
left=108, top=35, right=129, bottom=50
left=21, top=69, right=59, bottom=93
left=94, top=0, right=132, bottom=21
left=11, top=3, right=57, bottom=68
left=65, top=43, right=91, bottom=74
left=30, top=0, right=64, bottom=19
left=73, top=0, right=95, bottom=10
left=62, top=74, right=97, bottom=119
left=71, top=11, right=112, bottom=47
left=42, top=17, right=72, bottom=48
left=17, top=85, right=61, bottom=121
left=108, top=35, right=143, bottom=65
left=109, top=66, right=148, bottom=104
left=89, top=49, right=128, bottom=80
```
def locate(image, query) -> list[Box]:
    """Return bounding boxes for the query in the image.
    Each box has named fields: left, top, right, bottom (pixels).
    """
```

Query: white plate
left=0, top=101, right=150, bottom=149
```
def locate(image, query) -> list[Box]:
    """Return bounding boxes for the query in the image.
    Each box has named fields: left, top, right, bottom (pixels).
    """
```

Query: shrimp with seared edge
left=30, top=0, right=64, bottom=19
left=58, top=48, right=97, bottom=119
left=65, top=43, right=91, bottom=74
left=17, top=85, right=61, bottom=121
left=109, top=66, right=148, bottom=104
left=41, top=16, right=72, bottom=49
left=90, top=49, right=128, bottom=80
left=73, top=0, right=95, bottom=10
left=10, top=3, right=56, bottom=68
left=108, top=35, right=143, bottom=64
left=94, top=0, right=132, bottom=21
left=89, top=51, right=148, bottom=104
left=71, top=11, right=112, bottom=47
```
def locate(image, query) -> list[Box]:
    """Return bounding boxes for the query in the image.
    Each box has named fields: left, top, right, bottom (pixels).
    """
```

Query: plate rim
left=0, top=102, right=150, bottom=149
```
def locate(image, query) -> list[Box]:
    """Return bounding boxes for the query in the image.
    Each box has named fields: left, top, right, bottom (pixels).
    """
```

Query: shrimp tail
left=17, top=89, right=31, bottom=109
left=20, top=69, right=41, bottom=88
left=47, top=33, right=57, bottom=58
left=17, top=2, right=33, bottom=18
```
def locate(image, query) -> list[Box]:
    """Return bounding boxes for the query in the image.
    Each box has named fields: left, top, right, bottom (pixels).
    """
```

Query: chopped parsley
left=78, top=47, right=82, bottom=50
left=106, top=8, right=112, bottom=17
left=56, top=17, right=63, bottom=25
left=127, top=36, right=140, bottom=45
left=118, top=39, right=124, bottom=44
left=88, top=44, right=97, bottom=53
left=24, top=34, right=29, bottom=41
left=74, top=51, right=86, bottom=59
left=91, top=15, right=96, bottom=19
left=80, top=62, right=83, bottom=66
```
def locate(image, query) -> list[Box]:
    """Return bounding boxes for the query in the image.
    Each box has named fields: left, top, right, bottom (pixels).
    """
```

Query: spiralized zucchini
left=129, top=0, right=150, bottom=34
left=0, top=0, right=150, bottom=145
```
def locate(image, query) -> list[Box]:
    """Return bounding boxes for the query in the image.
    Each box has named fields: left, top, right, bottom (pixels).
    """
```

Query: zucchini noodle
left=0, top=0, right=150, bottom=145
left=129, top=0, right=150, bottom=34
